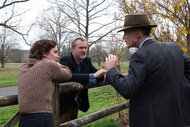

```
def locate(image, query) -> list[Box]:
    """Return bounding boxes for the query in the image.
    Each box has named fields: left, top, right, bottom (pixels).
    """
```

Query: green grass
left=79, top=86, right=126, bottom=117
left=84, top=117, right=118, bottom=127
left=82, top=87, right=127, bottom=127
left=0, top=63, right=23, bottom=87
left=0, top=105, right=19, bottom=127
left=0, top=62, right=129, bottom=87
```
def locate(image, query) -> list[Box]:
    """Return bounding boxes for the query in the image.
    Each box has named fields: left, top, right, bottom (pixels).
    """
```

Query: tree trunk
left=1, top=44, right=5, bottom=68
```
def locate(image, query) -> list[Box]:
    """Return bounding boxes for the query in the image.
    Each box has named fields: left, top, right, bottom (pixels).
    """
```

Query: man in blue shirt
left=59, top=37, right=106, bottom=123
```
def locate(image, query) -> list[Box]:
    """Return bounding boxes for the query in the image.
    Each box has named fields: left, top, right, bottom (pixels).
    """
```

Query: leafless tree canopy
left=0, top=0, right=30, bottom=36
left=0, top=27, right=19, bottom=67
left=0, top=0, right=30, bottom=67
left=0, top=0, right=34, bottom=48
left=37, top=8, right=72, bottom=56
left=48, top=0, right=121, bottom=50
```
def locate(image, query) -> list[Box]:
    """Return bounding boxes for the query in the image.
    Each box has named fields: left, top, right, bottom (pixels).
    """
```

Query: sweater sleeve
left=46, top=60, right=72, bottom=82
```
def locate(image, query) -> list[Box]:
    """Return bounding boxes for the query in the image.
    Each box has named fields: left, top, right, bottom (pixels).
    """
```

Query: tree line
left=0, top=0, right=189, bottom=68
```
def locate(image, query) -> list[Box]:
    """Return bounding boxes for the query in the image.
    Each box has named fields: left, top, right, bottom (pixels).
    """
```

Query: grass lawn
left=0, top=62, right=129, bottom=87
left=0, top=63, right=23, bottom=87
left=0, top=105, right=19, bottom=127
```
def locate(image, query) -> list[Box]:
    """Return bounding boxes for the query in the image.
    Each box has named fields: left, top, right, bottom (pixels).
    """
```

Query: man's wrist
left=89, top=73, right=94, bottom=84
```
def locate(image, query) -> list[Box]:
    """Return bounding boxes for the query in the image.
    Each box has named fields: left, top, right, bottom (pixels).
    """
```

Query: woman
left=18, top=39, right=71, bottom=127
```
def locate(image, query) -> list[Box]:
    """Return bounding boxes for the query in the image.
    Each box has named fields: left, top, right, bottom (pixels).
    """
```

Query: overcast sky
left=17, top=0, right=51, bottom=24
left=14, top=0, right=51, bottom=50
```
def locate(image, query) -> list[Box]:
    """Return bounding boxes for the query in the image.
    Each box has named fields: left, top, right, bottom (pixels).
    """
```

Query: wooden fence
left=0, top=77, right=129, bottom=127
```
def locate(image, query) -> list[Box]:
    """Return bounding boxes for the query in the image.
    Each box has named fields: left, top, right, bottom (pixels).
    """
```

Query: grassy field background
left=0, top=63, right=23, bottom=87
left=0, top=62, right=129, bottom=127
left=0, top=62, right=129, bottom=87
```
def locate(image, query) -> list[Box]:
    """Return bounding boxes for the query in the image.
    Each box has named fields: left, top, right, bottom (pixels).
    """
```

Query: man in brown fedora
left=105, top=14, right=190, bottom=127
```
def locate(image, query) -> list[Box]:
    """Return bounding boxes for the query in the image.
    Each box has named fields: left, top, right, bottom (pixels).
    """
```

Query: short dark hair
left=70, top=37, right=87, bottom=49
left=29, top=39, right=57, bottom=59
left=139, top=27, right=151, bottom=37
left=127, top=27, right=151, bottom=37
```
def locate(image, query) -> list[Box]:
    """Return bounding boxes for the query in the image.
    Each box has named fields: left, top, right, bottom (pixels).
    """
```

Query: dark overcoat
left=59, top=53, right=102, bottom=114
left=106, top=39, right=188, bottom=127
left=183, top=54, right=190, bottom=125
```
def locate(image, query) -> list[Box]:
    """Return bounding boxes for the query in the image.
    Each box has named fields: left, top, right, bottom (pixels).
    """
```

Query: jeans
left=19, top=113, right=54, bottom=127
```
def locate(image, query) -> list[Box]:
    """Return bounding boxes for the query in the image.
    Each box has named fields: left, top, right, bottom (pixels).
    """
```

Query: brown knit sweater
left=18, top=58, right=71, bottom=114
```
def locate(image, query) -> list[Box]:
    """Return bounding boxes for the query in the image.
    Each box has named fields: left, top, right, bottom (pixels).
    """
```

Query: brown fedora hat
left=118, top=14, right=157, bottom=32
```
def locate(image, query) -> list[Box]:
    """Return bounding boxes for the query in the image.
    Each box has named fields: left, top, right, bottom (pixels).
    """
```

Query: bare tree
left=0, top=0, right=32, bottom=67
left=89, top=43, right=107, bottom=66
left=49, top=0, right=121, bottom=53
left=0, top=27, right=18, bottom=68
left=0, top=0, right=33, bottom=45
left=36, top=8, right=72, bottom=56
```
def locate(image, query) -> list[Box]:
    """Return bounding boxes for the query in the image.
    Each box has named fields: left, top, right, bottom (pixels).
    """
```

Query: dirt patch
left=116, top=111, right=130, bottom=127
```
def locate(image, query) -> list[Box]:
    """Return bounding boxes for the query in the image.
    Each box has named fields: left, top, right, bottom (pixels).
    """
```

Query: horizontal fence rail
left=0, top=73, right=128, bottom=127
left=0, top=80, right=111, bottom=107
left=4, top=111, right=20, bottom=127
left=0, top=95, right=18, bottom=107
left=60, top=102, right=129, bottom=127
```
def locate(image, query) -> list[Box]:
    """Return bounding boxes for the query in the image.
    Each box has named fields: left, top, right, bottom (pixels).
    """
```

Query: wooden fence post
left=52, top=81, right=60, bottom=127
left=4, top=111, right=20, bottom=127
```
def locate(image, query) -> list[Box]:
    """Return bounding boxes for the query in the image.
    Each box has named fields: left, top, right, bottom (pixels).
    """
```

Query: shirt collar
left=139, top=37, right=151, bottom=48
left=71, top=52, right=83, bottom=66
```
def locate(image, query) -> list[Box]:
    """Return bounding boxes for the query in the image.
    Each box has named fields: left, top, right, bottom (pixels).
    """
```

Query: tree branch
left=0, top=0, right=29, bottom=9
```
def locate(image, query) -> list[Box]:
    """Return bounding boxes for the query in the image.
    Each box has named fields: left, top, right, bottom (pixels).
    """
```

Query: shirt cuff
left=89, top=73, right=94, bottom=84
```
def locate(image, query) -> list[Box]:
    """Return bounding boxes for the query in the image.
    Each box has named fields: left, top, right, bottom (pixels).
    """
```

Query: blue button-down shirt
left=77, top=61, right=94, bottom=84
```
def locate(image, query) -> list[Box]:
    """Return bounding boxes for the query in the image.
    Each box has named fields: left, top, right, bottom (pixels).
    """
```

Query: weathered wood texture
left=60, top=101, right=129, bottom=127
left=52, top=81, right=60, bottom=127
left=0, top=95, right=18, bottom=107
left=4, top=111, right=20, bottom=127
left=0, top=81, right=110, bottom=107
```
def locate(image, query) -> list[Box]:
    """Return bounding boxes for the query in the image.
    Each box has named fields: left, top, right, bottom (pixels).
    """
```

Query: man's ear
left=136, top=29, right=141, bottom=38
left=71, top=47, right=74, bottom=52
